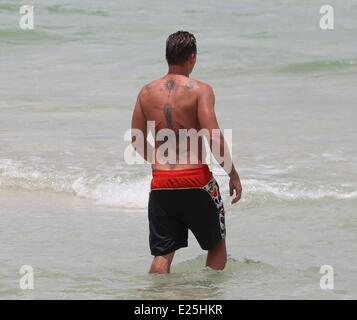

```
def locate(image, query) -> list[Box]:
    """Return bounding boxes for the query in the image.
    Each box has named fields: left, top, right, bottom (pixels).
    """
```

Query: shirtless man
left=131, top=31, right=242, bottom=273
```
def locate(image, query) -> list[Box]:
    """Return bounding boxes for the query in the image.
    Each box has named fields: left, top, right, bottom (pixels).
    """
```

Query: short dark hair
left=166, top=31, right=197, bottom=66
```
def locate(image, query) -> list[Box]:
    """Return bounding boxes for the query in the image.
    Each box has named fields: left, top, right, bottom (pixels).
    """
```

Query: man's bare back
left=135, top=74, right=217, bottom=170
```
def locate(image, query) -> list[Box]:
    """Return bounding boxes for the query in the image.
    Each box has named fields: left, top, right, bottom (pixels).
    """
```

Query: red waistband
left=151, top=165, right=212, bottom=190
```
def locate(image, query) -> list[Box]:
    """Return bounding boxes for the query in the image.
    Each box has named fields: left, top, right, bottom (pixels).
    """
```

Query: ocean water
left=1, top=0, right=357, bottom=299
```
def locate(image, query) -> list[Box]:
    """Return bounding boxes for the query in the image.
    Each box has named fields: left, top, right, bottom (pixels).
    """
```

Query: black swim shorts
left=148, top=165, right=226, bottom=256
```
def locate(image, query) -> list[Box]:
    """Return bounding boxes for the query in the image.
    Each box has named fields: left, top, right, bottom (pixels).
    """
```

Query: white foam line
left=1, top=159, right=357, bottom=208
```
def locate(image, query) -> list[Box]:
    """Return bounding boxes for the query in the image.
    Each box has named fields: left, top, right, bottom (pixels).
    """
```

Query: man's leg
left=206, top=239, right=227, bottom=270
left=149, top=251, right=175, bottom=273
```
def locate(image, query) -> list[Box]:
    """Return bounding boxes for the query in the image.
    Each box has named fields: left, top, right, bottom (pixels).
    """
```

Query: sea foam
left=1, top=159, right=356, bottom=208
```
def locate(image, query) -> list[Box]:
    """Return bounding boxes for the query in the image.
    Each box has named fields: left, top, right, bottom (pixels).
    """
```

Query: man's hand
left=229, top=171, right=242, bottom=204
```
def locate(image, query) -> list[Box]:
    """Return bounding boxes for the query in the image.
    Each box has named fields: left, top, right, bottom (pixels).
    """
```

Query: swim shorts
left=148, top=165, right=226, bottom=256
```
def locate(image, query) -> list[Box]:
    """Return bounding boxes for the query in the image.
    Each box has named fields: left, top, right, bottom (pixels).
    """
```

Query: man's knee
left=149, top=263, right=169, bottom=273
left=208, top=253, right=227, bottom=270
left=215, top=256, right=227, bottom=270
left=206, top=240, right=227, bottom=270
left=149, top=254, right=174, bottom=273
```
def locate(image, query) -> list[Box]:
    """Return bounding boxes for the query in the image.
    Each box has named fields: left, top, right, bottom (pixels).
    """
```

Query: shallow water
left=1, top=0, right=357, bottom=299
left=1, top=190, right=355, bottom=299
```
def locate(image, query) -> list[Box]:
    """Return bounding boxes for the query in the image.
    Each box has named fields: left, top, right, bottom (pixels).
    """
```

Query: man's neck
left=167, top=65, right=190, bottom=77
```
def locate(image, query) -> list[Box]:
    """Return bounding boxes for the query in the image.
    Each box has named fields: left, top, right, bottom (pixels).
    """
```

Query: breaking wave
left=0, top=159, right=356, bottom=208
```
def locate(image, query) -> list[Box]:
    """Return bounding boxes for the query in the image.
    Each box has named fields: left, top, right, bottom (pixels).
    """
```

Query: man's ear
left=189, top=53, right=196, bottom=64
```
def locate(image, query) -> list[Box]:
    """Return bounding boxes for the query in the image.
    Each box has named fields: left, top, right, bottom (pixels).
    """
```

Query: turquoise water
left=0, top=0, right=356, bottom=299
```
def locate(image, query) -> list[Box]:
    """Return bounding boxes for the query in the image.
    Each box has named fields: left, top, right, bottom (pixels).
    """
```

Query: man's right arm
left=197, top=83, right=242, bottom=204
left=131, top=89, right=149, bottom=162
